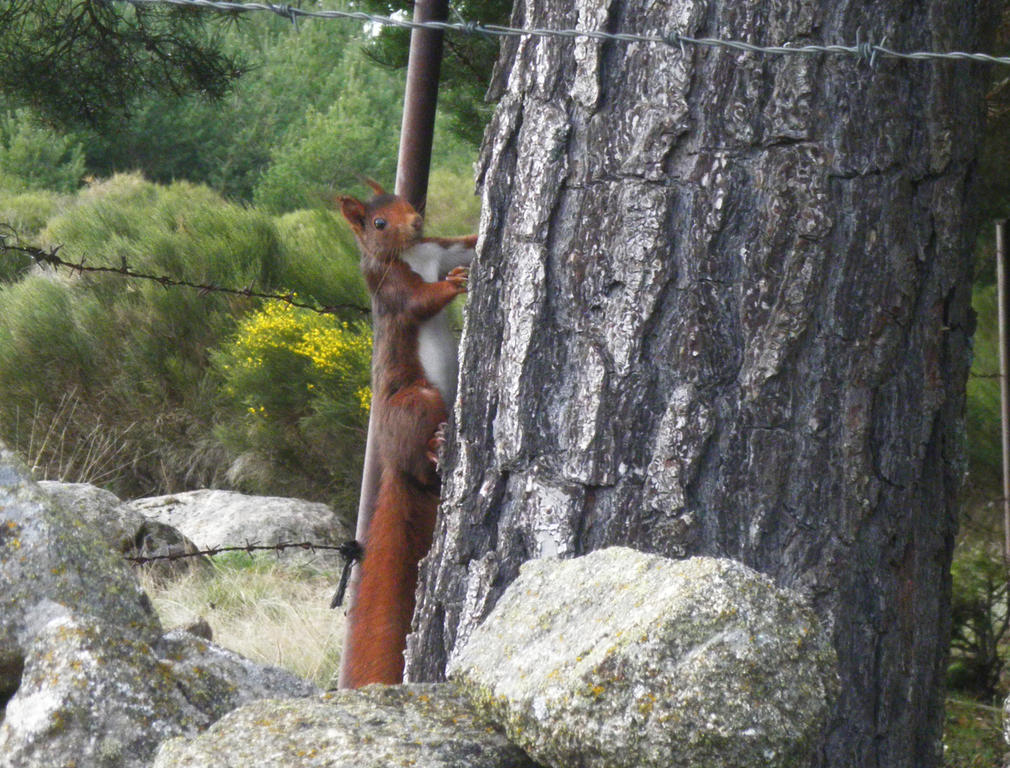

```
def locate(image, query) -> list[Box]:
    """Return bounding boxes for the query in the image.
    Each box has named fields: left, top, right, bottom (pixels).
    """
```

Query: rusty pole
left=394, top=0, right=450, bottom=210
left=998, top=220, right=1010, bottom=564
left=339, top=0, right=449, bottom=689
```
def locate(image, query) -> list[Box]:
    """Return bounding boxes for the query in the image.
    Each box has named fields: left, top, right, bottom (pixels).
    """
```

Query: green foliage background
left=0, top=7, right=483, bottom=517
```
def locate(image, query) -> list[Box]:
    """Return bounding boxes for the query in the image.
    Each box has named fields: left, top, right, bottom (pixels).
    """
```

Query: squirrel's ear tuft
left=363, top=178, right=386, bottom=197
left=338, top=196, right=366, bottom=234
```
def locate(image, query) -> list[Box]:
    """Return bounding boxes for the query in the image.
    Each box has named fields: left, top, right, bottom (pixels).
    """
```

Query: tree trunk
left=406, top=1, right=993, bottom=765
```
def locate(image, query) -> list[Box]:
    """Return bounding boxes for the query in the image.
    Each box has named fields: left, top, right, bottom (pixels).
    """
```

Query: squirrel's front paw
left=446, top=266, right=468, bottom=293
left=427, top=423, right=448, bottom=471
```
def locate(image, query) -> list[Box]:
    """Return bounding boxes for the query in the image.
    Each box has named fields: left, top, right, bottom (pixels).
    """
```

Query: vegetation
left=0, top=2, right=1006, bottom=761
left=0, top=1, right=242, bottom=130
left=212, top=299, right=372, bottom=508
left=355, top=0, right=512, bottom=146
left=0, top=172, right=423, bottom=511
left=943, top=697, right=1005, bottom=768
left=0, top=4, right=481, bottom=514
left=139, top=553, right=345, bottom=687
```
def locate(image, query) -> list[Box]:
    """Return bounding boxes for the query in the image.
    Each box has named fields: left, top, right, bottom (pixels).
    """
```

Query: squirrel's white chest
left=402, top=242, right=469, bottom=406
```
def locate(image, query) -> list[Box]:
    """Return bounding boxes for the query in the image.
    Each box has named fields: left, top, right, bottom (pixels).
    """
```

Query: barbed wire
left=124, top=538, right=359, bottom=563
left=114, top=0, right=1010, bottom=67
left=0, top=232, right=370, bottom=316
left=125, top=537, right=364, bottom=608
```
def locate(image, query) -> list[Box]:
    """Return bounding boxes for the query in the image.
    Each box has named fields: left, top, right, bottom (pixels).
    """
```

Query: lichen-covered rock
left=38, top=480, right=208, bottom=578
left=0, top=450, right=161, bottom=705
left=447, top=547, right=838, bottom=768
left=124, top=489, right=352, bottom=563
left=1, top=606, right=202, bottom=768
left=156, top=629, right=317, bottom=720
left=153, top=683, right=539, bottom=768
left=0, top=607, right=318, bottom=768
left=0, top=449, right=318, bottom=768
left=36, top=480, right=138, bottom=551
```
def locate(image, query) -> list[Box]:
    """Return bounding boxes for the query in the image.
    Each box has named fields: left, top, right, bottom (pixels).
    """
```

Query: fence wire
left=126, top=537, right=363, bottom=608
left=125, top=538, right=356, bottom=563
left=0, top=231, right=370, bottom=316
left=113, top=0, right=1010, bottom=67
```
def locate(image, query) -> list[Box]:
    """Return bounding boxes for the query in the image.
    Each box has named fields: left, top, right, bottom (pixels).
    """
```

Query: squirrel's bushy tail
left=341, top=467, right=438, bottom=687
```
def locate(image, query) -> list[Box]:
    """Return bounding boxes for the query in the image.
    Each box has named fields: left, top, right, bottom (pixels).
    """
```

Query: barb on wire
left=125, top=538, right=353, bottom=563
left=0, top=231, right=369, bottom=316
left=112, top=0, right=1010, bottom=67
left=329, top=539, right=363, bottom=608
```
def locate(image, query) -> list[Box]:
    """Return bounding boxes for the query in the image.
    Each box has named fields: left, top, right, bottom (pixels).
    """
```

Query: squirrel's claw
left=445, top=266, right=468, bottom=292
left=427, top=423, right=448, bottom=471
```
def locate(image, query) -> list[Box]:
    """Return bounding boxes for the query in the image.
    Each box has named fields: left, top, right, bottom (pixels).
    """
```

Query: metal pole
left=338, top=0, right=449, bottom=689
left=997, top=220, right=1010, bottom=564
left=394, top=0, right=449, bottom=210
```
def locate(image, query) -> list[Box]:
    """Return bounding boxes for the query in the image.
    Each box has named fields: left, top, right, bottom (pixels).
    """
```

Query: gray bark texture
left=405, top=1, right=994, bottom=766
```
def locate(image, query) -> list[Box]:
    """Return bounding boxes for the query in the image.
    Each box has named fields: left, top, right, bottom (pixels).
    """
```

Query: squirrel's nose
left=410, top=214, right=423, bottom=233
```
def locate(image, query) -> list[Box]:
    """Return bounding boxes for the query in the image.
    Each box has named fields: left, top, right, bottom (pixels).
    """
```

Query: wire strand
left=0, top=232, right=370, bottom=316
left=111, top=0, right=1010, bottom=67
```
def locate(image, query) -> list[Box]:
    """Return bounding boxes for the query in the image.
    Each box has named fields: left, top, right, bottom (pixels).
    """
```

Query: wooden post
left=338, top=0, right=449, bottom=689
left=997, top=220, right=1010, bottom=564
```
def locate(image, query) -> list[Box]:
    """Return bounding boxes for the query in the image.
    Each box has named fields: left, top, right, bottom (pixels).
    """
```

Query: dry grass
left=139, top=553, right=345, bottom=688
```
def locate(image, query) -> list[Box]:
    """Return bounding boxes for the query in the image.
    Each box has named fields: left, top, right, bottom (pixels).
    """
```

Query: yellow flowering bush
left=219, top=298, right=371, bottom=414
left=212, top=299, right=372, bottom=501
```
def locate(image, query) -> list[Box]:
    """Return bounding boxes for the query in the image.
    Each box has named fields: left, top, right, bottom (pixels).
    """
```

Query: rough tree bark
left=405, top=1, right=993, bottom=766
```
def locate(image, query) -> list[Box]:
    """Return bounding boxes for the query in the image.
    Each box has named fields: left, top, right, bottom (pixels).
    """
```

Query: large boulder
left=36, top=480, right=139, bottom=552
left=0, top=449, right=316, bottom=768
left=4, top=606, right=208, bottom=768
left=124, top=489, right=352, bottom=563
left=153, top=684, right=538, bottom=768
left=0, top=452, right=161, bottom=706
left=38, top=480, right=207, bottom=577
left=448, top=548, right=838, bottom=768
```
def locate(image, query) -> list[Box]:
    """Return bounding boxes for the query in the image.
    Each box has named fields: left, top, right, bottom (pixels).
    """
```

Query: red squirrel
left=337, top=180, right=475, bottom=687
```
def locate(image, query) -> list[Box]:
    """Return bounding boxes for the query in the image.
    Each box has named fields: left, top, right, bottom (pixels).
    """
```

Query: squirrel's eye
left=373, top=218, right=386, bottom=230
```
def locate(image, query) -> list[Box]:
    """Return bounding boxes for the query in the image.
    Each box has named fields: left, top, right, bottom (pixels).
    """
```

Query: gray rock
left=156, top=628, right=317, bottom=720
left=0, top=449, right=318, bottom=768
left=0, top=607, right=317, bottom=768
left=36, top=480, right=138, bottom=551
left=124, top=489, right=352, bottom=562
left=0, top=451, right=161, bottom=706
left=153, top=683, right=538, bottom=768
left=38, top=480, right=208, bottom=578
left=1, top=606, right=202, bottom=768
left=447, top=548, right=838, bottom=768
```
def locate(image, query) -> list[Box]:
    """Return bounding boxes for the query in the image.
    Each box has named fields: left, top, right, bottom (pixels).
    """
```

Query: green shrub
left=965, top=285, right=1001, bottom=504
left=0, top=110, right=85, bottom=193
left=947, top=541, right=1009, bottom=702
left=252, top=85, right=400, bottom=213
left=422, top=166, right=481, bottom=236
left=0, top=173, right=367, bottom=497
left=212, top=299, right=371, bottom=509
left=0, top=187, right=69, bottom=239
left=0, top=274, right=149, bottom=486
left=0, top=169, right=478, bottom=504
left=84, top=18, right=363, bottom=200
left=271, top=208, right=369, bottom=313
left=0, top=178, right=73, bottom=285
